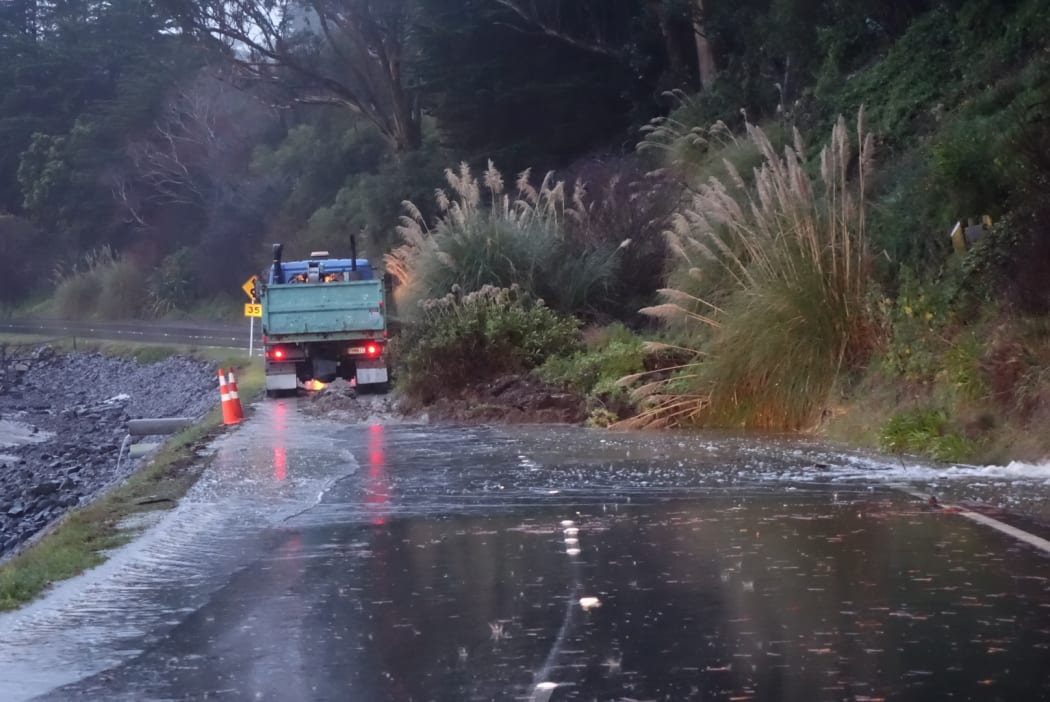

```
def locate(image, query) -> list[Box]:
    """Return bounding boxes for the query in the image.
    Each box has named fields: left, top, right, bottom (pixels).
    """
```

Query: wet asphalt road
left=0, top=318, right=252, bottom=349
left=2, top=401, right=1050, bottom=701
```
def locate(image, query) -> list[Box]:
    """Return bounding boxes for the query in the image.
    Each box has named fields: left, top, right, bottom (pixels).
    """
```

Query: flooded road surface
left=2, top=402, right=1050, bottom=701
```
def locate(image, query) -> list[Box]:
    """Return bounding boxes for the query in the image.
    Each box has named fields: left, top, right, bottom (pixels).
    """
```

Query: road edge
left=0, top=348, right=262, bottom=612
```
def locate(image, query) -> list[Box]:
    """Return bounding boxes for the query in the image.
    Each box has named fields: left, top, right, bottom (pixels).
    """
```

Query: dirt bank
left=299, top=374, right=587, bottom=426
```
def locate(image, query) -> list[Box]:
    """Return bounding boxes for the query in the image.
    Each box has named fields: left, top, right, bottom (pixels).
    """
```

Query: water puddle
left=0, top=418, right=52, bottom=448
left=3, top=412, right=1050, bottom=701
left=40, top=494, right=1050, bottom=701
left=0, top=400, right=356, bottom=700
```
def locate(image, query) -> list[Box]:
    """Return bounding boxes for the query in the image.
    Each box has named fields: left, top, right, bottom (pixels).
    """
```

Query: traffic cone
left=226, top=369, right=244, bottom=421
left=218, top=368, right=241, bottom=425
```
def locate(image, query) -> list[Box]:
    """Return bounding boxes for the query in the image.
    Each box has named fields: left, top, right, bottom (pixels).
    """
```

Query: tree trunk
left=692, top=0, right=718, bottom=90
left=647, top=0, right=683, bottom=75
left=391, top=92, right=422, bottom=152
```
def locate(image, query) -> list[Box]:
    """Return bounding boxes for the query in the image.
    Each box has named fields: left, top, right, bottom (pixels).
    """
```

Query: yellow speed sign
left=244, top=303, right=262, bottom=318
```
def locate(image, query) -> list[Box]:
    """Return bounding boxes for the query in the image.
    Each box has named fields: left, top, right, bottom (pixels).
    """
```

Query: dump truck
left=259, top=243, right=389, bottom=395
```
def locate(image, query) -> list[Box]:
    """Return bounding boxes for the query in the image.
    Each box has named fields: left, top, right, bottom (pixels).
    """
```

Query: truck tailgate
left=264, top=281, right=384, bottom=337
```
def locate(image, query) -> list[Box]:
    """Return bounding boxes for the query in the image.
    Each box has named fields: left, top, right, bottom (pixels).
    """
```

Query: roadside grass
left=0, top=343, right=262, bottom=611
left=0, top=296, right=51, bottom=320
left=825, top=310, right=1050, bottom=465
left=629, top=113, right=875, bottom=430
left=879, top=407, right=977, bottom=464
left=0, top=335, right=252, bottom=366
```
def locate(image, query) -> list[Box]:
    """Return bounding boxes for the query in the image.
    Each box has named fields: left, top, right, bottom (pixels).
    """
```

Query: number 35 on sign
left=244, top=303, right=262, bottom=318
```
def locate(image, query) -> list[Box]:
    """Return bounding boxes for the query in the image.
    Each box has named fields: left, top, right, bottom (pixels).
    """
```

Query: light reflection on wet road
left=2, top=400, right=1050, bottom=701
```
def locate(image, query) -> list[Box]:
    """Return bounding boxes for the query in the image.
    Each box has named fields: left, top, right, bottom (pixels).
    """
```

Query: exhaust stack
left=272, top=243, right=284, bottom=284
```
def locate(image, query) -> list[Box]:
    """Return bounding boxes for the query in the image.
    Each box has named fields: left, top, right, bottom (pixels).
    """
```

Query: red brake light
left=274, top=348, right=284, bottom=359
left=366, top=343, right=379, bottom=357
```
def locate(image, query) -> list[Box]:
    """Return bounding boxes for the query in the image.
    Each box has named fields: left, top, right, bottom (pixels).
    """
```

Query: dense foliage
left=2, top=0, right=1049, bottom=451
left=393, top=285, right=580, bottom=402
left=3, top=0, right=1045, bottom=314
left=386, top=162, right=633, bottom=319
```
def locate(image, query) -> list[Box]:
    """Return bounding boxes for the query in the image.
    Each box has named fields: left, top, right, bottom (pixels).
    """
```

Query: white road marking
left=896, top=486, right=1050, bottom=555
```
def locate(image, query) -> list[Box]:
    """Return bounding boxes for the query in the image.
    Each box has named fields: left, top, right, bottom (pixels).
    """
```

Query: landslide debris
left=300, top=379, right=398, bottom=424
left=411, top=374, right=586, bottom=425
left=299, top=375, right=585, bottom=426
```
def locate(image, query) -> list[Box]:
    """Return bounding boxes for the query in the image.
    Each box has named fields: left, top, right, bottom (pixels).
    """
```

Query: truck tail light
left=366, top=343, right=380, bottom=358
left=266, top=346, right=286, bottom=360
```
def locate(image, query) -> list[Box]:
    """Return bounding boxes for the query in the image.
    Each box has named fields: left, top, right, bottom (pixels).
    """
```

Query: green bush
left=930, top=120, right=1012, bottom=219
left=824, top=8, right=959, bottom=144
left=879, top=278, right=950, bottom=382
left=536, top=324, right=645, bottom=402
left=880, top=408, right=977, bottom=463
left=865, top=149, right=944, bottom=281
left=394, top=285, right=580, bottom=402
left=149, top=248, right=196, bottom=315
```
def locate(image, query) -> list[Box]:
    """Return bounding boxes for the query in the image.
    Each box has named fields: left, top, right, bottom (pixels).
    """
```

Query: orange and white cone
left=218, top=368, right=241, bottom=425
left=226, top=369, right=244, bottom=421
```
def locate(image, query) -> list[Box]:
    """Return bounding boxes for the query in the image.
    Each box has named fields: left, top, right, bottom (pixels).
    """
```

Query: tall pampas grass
left=385, top=161, right=623, bottom=317
left=625, top=110, right=876, bottom=430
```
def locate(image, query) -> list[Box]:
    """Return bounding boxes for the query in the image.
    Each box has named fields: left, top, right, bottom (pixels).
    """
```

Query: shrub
left=394, top=285, right=580, bottom=402
left=53, top=270, right=103, bottom=318
left=557, top=155, right=675, bottom=317
left=638, top=92, right=777, bottom=188
left=52, top=247, right=149, bottom=319
left=96, top=259, right=148, bottom=319
left=879, top=277, right=952, bottom=383
left=880, top=408, right=976, bottom=463
left=632, top=111, right=876, bottom=429
left=385, top=162, right=626, bottom=319
left=52, top=246, right=110, bottom=318
left=536, top=323, right=646, bottom=405
left=149, top=248, right=197, bottom=315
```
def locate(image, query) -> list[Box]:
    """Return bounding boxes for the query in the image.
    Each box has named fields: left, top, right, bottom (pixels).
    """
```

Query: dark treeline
left=0, top=0, right=1046, bottom=318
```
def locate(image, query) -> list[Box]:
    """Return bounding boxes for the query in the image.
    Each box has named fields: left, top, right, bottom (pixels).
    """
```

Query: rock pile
left=300, top=379, right=401, bottom=424
left=0, top=347, right=218, bottom=559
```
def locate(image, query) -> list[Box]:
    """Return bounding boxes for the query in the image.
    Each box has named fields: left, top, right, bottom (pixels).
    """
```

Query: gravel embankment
left=0, top=347, right=218, bottom=558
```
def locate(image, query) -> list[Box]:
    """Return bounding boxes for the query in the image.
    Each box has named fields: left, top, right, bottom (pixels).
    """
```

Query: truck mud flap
left=355, top=360, right=388, bottom=386
left=265, top=361, right=299, bottom=391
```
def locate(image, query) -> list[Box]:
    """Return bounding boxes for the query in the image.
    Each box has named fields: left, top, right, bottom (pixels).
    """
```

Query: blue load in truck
left=260, top=243, right=389, bottom=395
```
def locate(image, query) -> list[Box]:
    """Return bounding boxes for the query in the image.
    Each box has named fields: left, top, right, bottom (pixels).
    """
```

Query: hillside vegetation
left=2, top=0, right=1048, bottom=459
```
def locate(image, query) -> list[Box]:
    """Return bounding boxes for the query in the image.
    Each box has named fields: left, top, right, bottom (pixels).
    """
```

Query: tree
left=164, top=0, right=422, bottom=151
left=1, top=0, right=193, bottom=247
left=0, top=214, right=47, bottom=301
left=492, top=0, right=711, bottom=88
left=111, top=70, right=285, bottom=289
left=414, top=0, right=658, bottom=166
left=690, top=0, right=718, bottom=90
